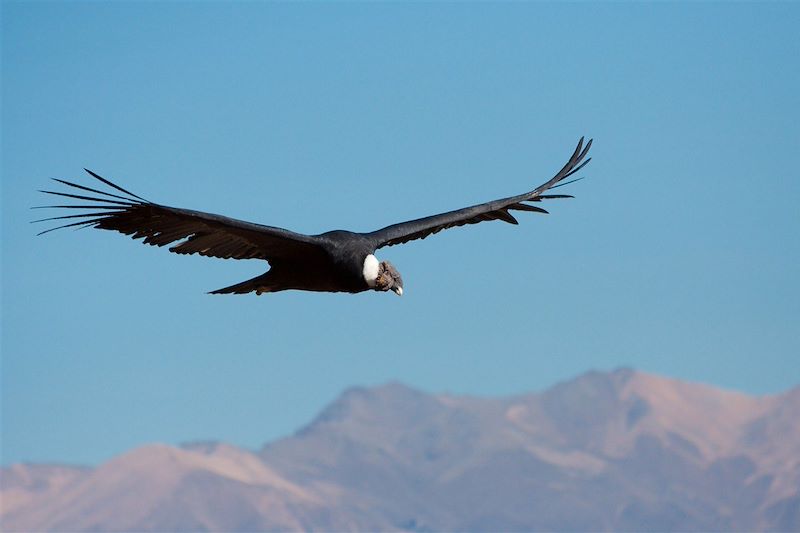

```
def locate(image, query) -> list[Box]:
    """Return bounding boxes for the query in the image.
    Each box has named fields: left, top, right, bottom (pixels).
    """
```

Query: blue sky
left=2, top=2, right=798, bottom=466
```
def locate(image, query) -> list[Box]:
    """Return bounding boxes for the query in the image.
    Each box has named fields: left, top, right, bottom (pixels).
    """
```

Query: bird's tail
left=209, top=273, right=275, bottom=295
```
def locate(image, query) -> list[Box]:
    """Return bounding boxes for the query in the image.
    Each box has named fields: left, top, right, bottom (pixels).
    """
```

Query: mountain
left=2, top=369, right=798, bottom=532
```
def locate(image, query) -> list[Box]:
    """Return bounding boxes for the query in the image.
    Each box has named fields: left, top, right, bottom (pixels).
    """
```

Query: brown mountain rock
left=2, top=369, right=798, bottom=531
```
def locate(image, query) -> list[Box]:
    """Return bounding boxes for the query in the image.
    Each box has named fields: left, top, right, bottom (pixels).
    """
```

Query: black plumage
left=35, top=138, right=592, bottom=296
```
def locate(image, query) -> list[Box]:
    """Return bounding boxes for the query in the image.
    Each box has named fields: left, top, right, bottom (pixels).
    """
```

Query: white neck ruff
left=363, top=254, right=379, bottom=287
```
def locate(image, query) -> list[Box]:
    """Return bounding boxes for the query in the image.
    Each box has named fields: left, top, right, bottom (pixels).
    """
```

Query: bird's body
left=220, top=231, right=379, bottom=295
left=35, top=138, right=592, bottom=296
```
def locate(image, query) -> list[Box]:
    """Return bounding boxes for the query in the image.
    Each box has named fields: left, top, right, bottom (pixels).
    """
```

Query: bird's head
left=363, top=254, right=403, bottom=296
left=375, top=260, right=404, bottom=296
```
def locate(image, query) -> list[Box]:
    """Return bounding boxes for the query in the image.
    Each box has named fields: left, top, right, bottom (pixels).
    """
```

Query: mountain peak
left=298, top=381, right=434, bottom=432
left=4, top=370, right=798, bottom=532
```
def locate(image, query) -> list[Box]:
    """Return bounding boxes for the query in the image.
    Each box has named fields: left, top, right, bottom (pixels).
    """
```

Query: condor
left=36, top=138, right=592, bottom=296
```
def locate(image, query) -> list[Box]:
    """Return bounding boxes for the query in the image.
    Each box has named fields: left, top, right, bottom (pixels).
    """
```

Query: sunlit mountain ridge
left=2, top=369, right=798, bottom=532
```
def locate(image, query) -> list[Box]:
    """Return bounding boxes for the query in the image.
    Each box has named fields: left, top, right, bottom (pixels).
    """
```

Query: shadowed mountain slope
left=3, top=369, right=798, bottom=532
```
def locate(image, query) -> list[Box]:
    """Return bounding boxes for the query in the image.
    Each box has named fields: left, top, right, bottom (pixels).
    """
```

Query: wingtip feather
left=83, top=169, right=148, bottom=202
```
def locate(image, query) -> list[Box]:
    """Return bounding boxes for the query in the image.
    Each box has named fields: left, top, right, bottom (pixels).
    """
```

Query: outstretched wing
left=368, top=137, right=592, bottom=249
left=34, top=170, right=326, bottom=262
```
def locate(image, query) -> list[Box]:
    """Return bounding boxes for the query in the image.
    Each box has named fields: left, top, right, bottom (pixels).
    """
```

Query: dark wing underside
left=367, top=137, right=592, bottom=249
left=33, top=170, right=326, bottom=263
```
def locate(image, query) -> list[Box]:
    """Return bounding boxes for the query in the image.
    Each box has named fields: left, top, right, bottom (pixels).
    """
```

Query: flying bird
left=35, top=138, right=592, bottom=296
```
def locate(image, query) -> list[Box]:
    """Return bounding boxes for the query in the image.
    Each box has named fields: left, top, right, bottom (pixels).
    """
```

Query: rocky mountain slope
left=2, top=369, right=798, bottom=531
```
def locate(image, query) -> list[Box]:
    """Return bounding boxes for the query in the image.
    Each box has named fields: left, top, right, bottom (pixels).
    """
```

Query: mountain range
left=2, top=368, right=798, bottom=531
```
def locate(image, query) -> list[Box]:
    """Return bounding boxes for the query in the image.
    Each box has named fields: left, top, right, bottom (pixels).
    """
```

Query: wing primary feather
left=561, top=137, right=584, bottom=174
left=577, top=138, right=593, bottom=161
left=568, top=137, right=584, bottom=163
left=561, top=157, right=592, bottom=180
left=549, top=176, right=585, bottom=190
left=31, top=212, right=120, bottom=224
left=38, top=190, right=137, bottom=206
left=50, top=178, right=141, bottom=203
left=537, top=194, right=574, bottom=200
left=495, top=210, right=519, bottom=224
left=83, top=169, right=149, bottom=202
left=31, top=205, right=128, bottom=210
left=509, top=203, right=549, bottom=214
left=528, top=138, right=590, bottom=196
left=36, top=217, right=107, bottom=236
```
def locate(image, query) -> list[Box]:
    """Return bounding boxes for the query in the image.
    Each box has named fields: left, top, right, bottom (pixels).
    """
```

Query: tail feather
left=209, top=272, right=273, bottom=295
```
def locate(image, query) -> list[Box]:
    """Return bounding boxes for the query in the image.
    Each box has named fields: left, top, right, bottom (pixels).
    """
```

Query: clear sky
left=2, top=2, right=798, bottom=466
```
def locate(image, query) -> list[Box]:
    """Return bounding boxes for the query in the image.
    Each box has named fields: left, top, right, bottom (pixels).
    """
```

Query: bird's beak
left=393, top=286, right=403, bottom=296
